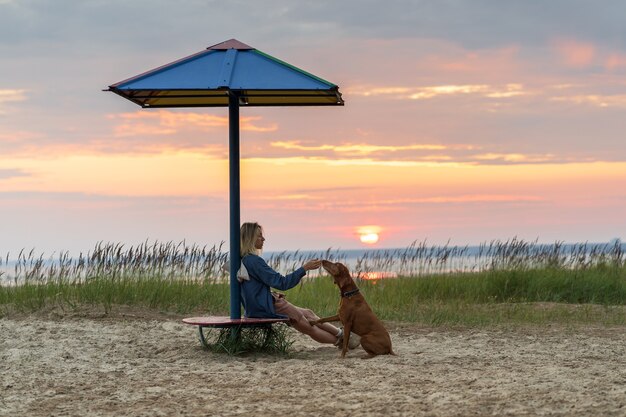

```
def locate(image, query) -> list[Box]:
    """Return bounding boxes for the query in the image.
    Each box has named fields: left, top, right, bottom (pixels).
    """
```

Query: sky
left=1, top=0, right=625, bottom=256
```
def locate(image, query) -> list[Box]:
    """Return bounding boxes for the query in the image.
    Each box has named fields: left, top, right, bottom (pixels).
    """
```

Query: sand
left=2, top=308, right=626, bottom=417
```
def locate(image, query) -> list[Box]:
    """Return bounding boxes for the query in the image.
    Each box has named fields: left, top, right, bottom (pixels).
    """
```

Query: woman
left=239, top=222, right=347, bottom=345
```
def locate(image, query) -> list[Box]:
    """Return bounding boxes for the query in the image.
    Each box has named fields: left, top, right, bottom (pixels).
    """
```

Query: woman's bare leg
left=274, top=298, right=339, bottom=344
left=302, top=309, right=341, bottom=336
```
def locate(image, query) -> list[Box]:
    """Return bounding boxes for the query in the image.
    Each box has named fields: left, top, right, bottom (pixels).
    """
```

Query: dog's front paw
left=308, top=319, right=319, bottom=326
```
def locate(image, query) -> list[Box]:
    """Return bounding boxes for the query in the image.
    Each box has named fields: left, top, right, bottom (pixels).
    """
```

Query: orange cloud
left=271, top=141, right=452, bottom=154
left=266, top=143, right=572, bottom=166
left=345, top=84, right=527, bottom=100
left=549, top=94, right=626, bottom=108
left=248, top=156, right=463, bottom=168
left=252, top=193, right=321, bottom=201
left=108, top=110, right=278, bottom=137
left=0, top=152, right=229, bottom=196
left=0, top=89, right=27, bottom=103
left=472, top=153, right=558, bottom=164
left=409, top=85, right=490, bottom=99
left=112, top=121, right=177, bottom=137
left=0, top=89, right=27, bottom=114
left=349, top=87, right=412, bottom=96
left=552, top=39, right=596, bottom=68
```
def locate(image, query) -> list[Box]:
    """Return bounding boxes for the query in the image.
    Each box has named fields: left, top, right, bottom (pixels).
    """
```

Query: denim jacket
left=240, top=254, right=306, bottom=318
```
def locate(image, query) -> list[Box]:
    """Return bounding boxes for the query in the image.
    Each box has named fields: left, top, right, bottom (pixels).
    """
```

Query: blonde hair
left=240, top=222, right=262, bottom=257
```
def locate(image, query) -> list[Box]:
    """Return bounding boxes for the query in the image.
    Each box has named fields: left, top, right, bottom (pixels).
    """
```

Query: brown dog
left=310, top=260, right=395, bottom=359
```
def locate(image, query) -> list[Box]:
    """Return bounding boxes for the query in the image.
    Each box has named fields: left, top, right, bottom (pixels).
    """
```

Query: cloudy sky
left=1, top=0, right=625, bottom=255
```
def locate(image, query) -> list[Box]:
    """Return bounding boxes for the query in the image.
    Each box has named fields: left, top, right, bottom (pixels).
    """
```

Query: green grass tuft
left=206, top=324, right=294, bottom=355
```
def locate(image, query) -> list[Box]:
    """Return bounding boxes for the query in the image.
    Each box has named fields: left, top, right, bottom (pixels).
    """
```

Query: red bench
left=182, top=316, right=290, bottom=349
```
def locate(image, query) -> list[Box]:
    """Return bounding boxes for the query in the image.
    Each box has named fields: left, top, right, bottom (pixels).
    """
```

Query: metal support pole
left=228, top=91, right=241, bottom=320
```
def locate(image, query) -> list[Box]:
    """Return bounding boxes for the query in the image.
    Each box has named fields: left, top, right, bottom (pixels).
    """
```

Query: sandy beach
left=2, top=307, right=626, bottom=417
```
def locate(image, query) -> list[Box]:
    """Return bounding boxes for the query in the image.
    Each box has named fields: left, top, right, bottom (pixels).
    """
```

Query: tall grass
left=350, top=238, right=625, bottom=276
left=286, top=264, right=626, bottom=325
left=1, top=239, right=625, bottom=326
left=2, top=241, right=229, bottom=284
left=0, top=241, right=230, bottom=315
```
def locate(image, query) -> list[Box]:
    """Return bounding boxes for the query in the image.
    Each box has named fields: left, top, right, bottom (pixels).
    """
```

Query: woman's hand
left=302, top=259, right=322, bottom=271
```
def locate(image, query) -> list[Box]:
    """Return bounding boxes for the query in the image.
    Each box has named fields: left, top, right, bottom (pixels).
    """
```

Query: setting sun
left=360, top=233, right=379, bottom=244
left=357, top=225, right=382, bottom=245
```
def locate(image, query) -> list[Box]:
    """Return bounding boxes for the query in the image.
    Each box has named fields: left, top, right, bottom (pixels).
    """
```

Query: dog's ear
left=337, top=263, right=351, bottom=277
left=333, top=263, right=353, bottom=287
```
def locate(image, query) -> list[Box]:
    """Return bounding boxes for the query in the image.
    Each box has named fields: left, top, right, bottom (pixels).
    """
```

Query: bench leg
left=262, top=325, right=274, bottom=347
left=230, top=326, right=241, bottom=342
left=198, top=326, right=210, bottom=349
left=197, top=326, right=242, bottom=349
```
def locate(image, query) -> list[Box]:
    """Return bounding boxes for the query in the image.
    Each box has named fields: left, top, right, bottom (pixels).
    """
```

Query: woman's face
left=254, top=227, right=265, bottom=250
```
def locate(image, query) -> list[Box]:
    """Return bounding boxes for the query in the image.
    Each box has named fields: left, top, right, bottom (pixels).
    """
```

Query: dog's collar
left=342, top=288, right=360, bottom=298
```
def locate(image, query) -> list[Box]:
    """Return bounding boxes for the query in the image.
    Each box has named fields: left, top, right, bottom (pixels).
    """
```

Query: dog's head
left=322, top=260, right=353, bottom=288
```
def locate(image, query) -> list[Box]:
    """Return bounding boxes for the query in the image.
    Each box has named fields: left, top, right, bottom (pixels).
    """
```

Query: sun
left=357, top=225, right=382, bottom=245
left=360, top=233, right=380, bottom=244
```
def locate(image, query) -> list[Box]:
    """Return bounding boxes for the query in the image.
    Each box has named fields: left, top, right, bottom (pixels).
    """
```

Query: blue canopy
left=107, top=39, right=343, bottom=320
left=108, top=39, right=344, bottom=107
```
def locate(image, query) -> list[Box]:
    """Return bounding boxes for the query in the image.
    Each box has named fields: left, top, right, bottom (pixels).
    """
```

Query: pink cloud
left=0, top=130, right=43, bottom=143
left=108, top=110, right=278, bottom=137
left=310, top=38, right=527, bottom=90
left=552, top=39, right=596, bottom=68
left=246, top=192, right=543, bottom=213
left=605, top=53, right=626, bottom=71
left=430, top=46, right=522, bottom=76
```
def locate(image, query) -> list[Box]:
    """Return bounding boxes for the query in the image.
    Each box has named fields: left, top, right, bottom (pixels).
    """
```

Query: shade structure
left=108, top=39, right=344, bottom=107
left=107, top=39, right=344, bottom=319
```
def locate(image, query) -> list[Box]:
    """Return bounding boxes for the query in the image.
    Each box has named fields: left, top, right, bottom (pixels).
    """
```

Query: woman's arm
left=244, top=256, right=318, bottom=291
